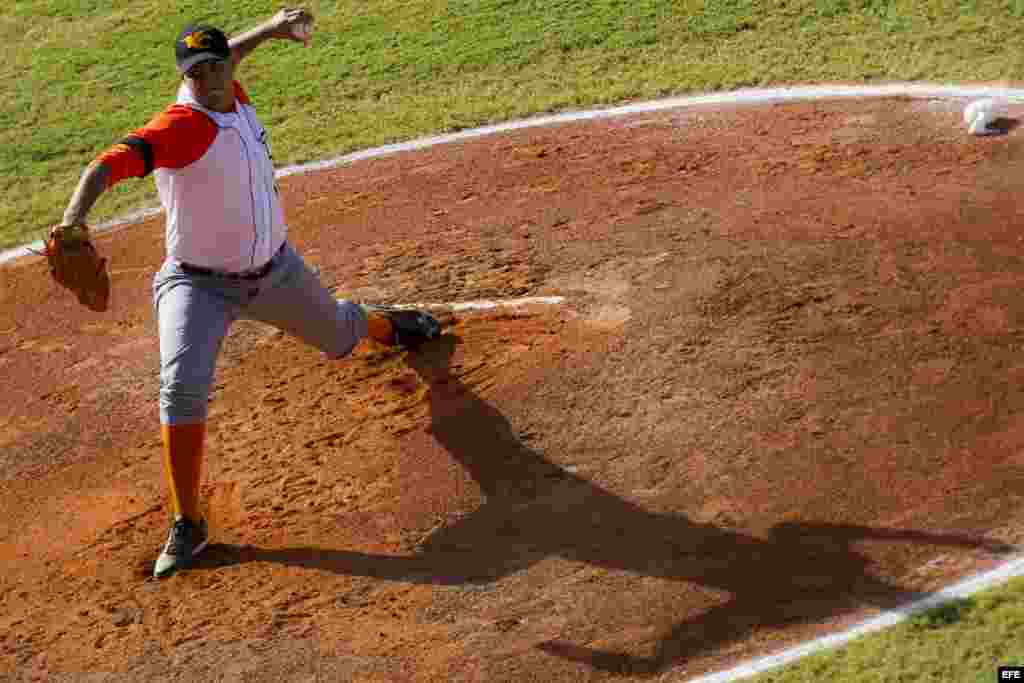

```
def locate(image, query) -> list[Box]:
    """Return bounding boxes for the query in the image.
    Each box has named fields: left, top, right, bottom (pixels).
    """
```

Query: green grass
left=751, top=576, right=1024, bottom=682
left=7, top=0, right=1024, bottom=248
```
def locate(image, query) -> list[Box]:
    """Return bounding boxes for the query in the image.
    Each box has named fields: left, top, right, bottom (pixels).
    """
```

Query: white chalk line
left=677, top=553, right=1024, bottom=683
left=9, top=81, right=1024, bottom=682
left=5, top=81, right=1024, bottom=267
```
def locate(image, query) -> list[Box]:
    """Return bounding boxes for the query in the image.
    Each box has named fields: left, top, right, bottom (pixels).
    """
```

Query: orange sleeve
left=94, top=143, right=147, bottom=186
left=93, top=105, right=219, bottom=187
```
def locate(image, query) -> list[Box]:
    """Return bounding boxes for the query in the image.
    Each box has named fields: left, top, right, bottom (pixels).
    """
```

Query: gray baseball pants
left=153, top=242, right=368, bottom=425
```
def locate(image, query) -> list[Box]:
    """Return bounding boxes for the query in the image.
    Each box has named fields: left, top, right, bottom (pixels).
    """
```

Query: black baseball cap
left=175, top=24, right=230, bottom=73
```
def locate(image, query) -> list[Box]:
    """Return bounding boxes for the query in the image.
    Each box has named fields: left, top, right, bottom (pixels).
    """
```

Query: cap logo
left=183, top=31, right=213, bottom=50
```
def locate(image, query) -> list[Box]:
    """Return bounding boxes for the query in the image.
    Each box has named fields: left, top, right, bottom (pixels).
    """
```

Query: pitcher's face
left=184, top=58, right=235, bottom=112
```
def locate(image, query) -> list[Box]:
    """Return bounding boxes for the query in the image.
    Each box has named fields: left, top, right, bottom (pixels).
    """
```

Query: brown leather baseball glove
left=43, top=224, right=110, bottom=312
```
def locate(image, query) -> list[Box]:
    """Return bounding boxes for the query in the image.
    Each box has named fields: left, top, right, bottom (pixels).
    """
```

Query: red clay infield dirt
left=3, top=96, right=1024, bottom=681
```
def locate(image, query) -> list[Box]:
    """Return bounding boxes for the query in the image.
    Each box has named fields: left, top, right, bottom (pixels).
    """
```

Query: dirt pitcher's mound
left=3, top=97, right=1024, bottom=681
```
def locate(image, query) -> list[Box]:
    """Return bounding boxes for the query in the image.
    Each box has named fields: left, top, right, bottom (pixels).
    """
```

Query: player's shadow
left=202, top=334, right=1014, bottom=675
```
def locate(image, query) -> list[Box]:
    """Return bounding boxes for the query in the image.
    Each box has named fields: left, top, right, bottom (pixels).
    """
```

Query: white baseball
left=964, top=98, right=1006, bottom=136
left=292, top=20, right=313, bottom=42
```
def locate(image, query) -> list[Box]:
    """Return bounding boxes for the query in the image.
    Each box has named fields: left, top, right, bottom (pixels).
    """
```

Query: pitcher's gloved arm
left=229, top=8, right=314, bottom=65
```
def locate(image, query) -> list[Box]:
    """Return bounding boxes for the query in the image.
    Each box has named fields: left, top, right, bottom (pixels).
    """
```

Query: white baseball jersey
left=96, top=80, right=287, bottom=273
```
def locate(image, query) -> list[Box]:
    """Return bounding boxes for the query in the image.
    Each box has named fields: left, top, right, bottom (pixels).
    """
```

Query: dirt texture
left=3, top=96, right=1024, bottom=682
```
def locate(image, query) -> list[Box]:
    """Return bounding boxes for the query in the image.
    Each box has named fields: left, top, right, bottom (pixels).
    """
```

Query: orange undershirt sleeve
left=92, top=105, right=219, bottom=188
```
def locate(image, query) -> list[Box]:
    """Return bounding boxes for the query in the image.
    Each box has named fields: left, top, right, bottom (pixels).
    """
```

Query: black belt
left=179, top=244, right=285, bottom=280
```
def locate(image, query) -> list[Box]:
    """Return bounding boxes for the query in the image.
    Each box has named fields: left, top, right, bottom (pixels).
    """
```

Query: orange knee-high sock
left=366, top=314, right=395, bottom=346
left=160, top=422, right=206, bottom=522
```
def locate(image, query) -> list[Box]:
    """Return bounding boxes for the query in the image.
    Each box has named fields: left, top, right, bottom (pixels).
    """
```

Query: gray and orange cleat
left=362, top=304, right=442, bottom=349
left=154, top=516, right=209, bottom=578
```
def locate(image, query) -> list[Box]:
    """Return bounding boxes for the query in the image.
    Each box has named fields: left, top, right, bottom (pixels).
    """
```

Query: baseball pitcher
left=53, top=8, right=441, bottom=578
